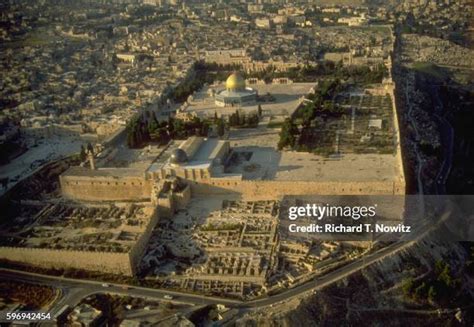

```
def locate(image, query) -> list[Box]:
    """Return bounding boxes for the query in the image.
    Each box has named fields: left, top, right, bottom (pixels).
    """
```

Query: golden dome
left=226, top=72, right=246, bottom=91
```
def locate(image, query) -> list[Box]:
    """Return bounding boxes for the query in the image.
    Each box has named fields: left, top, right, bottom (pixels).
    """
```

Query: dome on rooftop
left=226, top=72, right=246, bottom=91
left=170, top=148, right=188, bottom=165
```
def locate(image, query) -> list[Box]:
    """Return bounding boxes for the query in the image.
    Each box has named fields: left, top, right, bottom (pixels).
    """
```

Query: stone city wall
left=190, top=179, right=405, bottom=200
left=173, top=184, right=192, bottom=209
left=0, top=246, right=134, bottom=276
left=128, top=209, right=159, bottom=272
left=157, top=194, right=174, bottom=217
left=387, top=85, right=407, bottom=191
left=0, top=205, right=159, bottom=276
left=386, top=38, right=406, bottom=192
left=59, top=164, right=404, bottom=204
left=60, top=175, right=152, bottom=201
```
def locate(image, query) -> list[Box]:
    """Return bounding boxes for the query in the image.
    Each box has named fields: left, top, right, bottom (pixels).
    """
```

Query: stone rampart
left=190, top=179, right=404, bottom=200
left=0, top=247, right=134, bottom=276
left=0, top=204, right=159, bottom=276
left=60, top=175, right=152, bottom=201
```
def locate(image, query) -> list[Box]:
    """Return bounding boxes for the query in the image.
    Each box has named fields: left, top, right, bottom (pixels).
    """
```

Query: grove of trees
left=278, top=79, right=344, bottom=152
left=0, top=281, right=55, bottom=310
left=126, top=112, right=210, bottom=148
left=228, top=109, right=260, bottom=128
left=402, top=261, right=461, bottom=306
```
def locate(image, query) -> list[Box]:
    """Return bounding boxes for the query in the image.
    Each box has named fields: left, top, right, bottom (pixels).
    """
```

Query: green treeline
left=165, top=59, right=387, bottom=107
left=278, top=79, right=343, bottom=152
left=126, top=112, right=210, bottom=148
left=228, top=108, right=261, bottom=128
left=402, top=261, right=462, bottom=306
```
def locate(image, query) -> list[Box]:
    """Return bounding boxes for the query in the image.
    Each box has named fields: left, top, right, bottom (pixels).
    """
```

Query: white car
left=102, top=283, right=110, bottom=288
left=163, top=295, right=173, bottom=300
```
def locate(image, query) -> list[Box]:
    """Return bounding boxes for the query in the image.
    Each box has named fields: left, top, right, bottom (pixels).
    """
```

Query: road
left=434, top=115, right=453, bottom=194
left=0, top=269, right=240, bottom=309
left=0, top=231, right=426, bottom=313
left=2, top=24, right=458, bottom=324
left=429, top=84, right=454, bottom=195
left=404, top=74, right=425, bottom=215
left=2, top=202, right=453, bottom=322
left=395, top=21, right=454, bottom=197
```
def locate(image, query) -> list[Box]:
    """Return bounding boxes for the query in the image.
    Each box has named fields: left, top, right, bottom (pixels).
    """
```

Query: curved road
left=2, top=24, right=458, bottom=324
left=0, top=228, right=434, bottom=313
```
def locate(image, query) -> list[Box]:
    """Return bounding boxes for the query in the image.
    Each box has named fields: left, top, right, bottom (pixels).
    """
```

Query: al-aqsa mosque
left=215, top=72, right=257, bottom=107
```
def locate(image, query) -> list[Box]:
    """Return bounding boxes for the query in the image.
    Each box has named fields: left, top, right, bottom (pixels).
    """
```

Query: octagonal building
left=215, top=72, right=257, bottom=107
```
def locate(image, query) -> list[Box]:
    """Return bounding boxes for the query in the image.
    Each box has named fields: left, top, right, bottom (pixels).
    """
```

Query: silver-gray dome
left=170, top=148, right=188, bottom=165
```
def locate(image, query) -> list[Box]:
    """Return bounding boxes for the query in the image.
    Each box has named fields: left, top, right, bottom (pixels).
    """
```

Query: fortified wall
left=0, top=247, right=135, bottom=276
left=190, top=178, right=405, bottom=200
left=60, top=174, right=404, bottom=203
left=386, top=82, right=406, bottom=190
left=0, top=205, right=159, bottom=276
left=60, top=167, right=152, bottom=202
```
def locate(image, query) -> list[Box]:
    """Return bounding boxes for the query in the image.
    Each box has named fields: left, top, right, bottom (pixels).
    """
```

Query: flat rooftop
left=147, top=137, right=227, bottom=172
left=147, top=142, right=182, bottom=174
left=191, top=138, right=226, bottom=162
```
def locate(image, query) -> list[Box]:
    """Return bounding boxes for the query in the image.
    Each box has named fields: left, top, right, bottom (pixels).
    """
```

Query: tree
left=200, top=122, right=210, bottom=137
left=80, top=145, right=87, bottom=161
left=428, top=286, right=438, bottom=304
left=402, top=277, right=414, bottom=298
left=235, top=110, right=241, bottom=125
left=167, top=117, right=175, bottom=138
left=248, top=113, right=259, bottom=127
left=216, top=118, right=225, bottom=137
left=278, top=119, right=298, bottom=150
left=126, top=116, right=141, bottom=148
left=258, top=104, right=263, bottom=117
left=229, top=111, right=237, bottom=126
left=300, top=102, right=315, bottom=123
left=148, top=119, right=159, bottom=135
left=298, top=124, right=314, bottom=150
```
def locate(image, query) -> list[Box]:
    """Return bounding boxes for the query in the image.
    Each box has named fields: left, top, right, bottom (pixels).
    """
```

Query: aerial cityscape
left=0, top=0, right=472, bottom=326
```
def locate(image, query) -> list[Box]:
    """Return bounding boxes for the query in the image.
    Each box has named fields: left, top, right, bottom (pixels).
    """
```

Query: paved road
left=395, top=23, right=453, bottom=197
left=242, top=240, right=412, bottom=308
left=0, top=269, right=240, bottom=309
left=2, top=25, right=457, bottom=323
left=0, top=233, right=422, bottom=313
left=2, top=202, right=452, bottom=318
